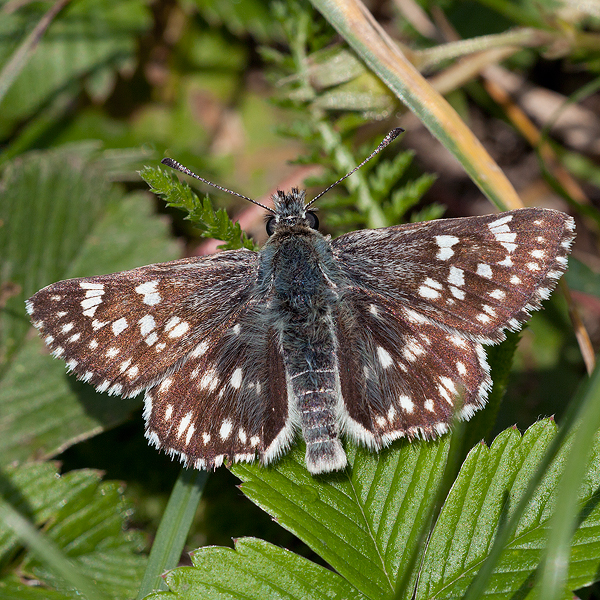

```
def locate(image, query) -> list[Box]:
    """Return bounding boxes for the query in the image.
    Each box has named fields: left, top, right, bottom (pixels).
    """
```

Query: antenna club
left=307, top=128, right=404, bottom=208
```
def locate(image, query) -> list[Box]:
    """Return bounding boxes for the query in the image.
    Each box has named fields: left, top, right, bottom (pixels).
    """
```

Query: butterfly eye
left=266, top=217, right=277, bottom=236
left=306, top=211, right=319, bottom=230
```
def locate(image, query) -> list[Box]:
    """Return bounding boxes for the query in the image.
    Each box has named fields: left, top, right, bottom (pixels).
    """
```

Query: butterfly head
left=266, top=188, right=319, bottom=236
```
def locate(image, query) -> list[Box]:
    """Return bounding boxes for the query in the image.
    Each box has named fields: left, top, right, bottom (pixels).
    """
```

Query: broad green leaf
left=231, top=420, right=600, bottom=599
left=0, top=0, right=151, bottom=138
left=233, top=438, right=449, bottom=599
left=144, top=537, right=369, bottom=600
left=0, top=145, right=180, bottom=465
left=0, top=462, right=146, bottom=599
left=417, top=419, right=599, bottom=597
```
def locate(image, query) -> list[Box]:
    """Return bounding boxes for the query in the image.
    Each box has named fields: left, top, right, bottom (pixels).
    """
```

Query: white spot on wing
left=200, top=369, right=219, bottom=392
left=476, top=264, right=493, bottom=279
left=488, top=215, right=513, bottom=228
left=177, top=412, right=193, bottom=438
left=230, top=368, right=243, bottom=389
left=448, top=266, right=464, bottom=287
left=399, top=395, right=414, bottom=413
left=80, top=296, right=102, bottom=310
left=377, top=346, right=393, bottom=368
left=164, top=316, right=181, bottom=332
left=220, top=419, right=233, bottom=440
left=159, top=377, right=172, bottom=392
left=80, top=282, right=104, bottom=290
left=112, top=318, right=128, bottom=335
left=419, top=285, right=440, bottom=299
left=168, top=321, right=190, bottom=338
left=191, top=341, right=209, bottom=357
left=435, top=235, right=459, bottom=260
left=145, top=332, right=158, bottom=346
left=450, top=286, right=465, bottom=300
left=139, top=314, right=156, bottom=336
left=494, top=232, right=517, bottom=243
left=440, top=376, right=457, bottom=394
left=185, top=423, right=195, bottom=446
left=135, top=280, right=161, bottom=306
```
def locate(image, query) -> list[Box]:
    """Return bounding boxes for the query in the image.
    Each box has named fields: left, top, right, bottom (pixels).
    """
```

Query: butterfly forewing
left=26, top=251, right=259, bottom=397
left=333, top=208, right=575, bottom=343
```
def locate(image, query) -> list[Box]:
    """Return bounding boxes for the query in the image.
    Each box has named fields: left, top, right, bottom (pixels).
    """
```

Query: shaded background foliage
left=0, top=0, right=599, bottom=598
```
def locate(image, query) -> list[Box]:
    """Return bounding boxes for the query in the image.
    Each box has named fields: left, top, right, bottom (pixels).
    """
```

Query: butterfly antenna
left=306, top=128, right=404, bottom=208
left=161, top=157, right=276, bottom=214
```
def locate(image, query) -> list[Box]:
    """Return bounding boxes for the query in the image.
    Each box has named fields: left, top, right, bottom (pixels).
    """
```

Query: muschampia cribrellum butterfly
left=27, top=129, right=575, bottom=475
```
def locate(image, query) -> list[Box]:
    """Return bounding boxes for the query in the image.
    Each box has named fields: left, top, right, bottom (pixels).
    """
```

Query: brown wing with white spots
left=27, top=249, right=293, bottom=469
left=332, top=207, right=574, bottom=444
left=333, top=208, right=575, bottom=344
left=335, top=291, right=489, bottom=446
left=144, top=319, right=290, bottom=469
left=26, top=251, right=260, bottom=397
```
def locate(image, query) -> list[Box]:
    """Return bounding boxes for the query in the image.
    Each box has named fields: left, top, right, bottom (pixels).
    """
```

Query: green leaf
left=140, top=165, right=257, bottom=250
left=144, top=537, right=369, bottom=600
left=142, top=418, right=600, bottom=599
left=0, top=0, right=151, bottom=138
left=233, top=439, right=449, bottom=599
left=0, top=145, right=180, bottom=465
left=0, top=462, right=146, bottom=599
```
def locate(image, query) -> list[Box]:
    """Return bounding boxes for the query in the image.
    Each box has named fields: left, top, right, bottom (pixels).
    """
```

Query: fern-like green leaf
left=140, top=166, right=257, bottom=251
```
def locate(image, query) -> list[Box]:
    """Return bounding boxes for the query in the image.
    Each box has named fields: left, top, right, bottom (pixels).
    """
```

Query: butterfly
left=26, top=129, right=575, bottom=474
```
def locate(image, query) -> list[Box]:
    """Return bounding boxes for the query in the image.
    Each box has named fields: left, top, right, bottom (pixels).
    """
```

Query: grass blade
left=136, top=468, right=208, bottom=598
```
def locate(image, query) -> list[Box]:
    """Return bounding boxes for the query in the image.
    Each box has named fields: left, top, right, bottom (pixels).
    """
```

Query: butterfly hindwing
left=144, top=319, right=291, bottom=469
left=336, top=290, right=489, bottom=446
